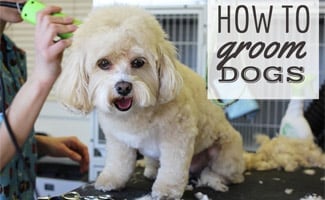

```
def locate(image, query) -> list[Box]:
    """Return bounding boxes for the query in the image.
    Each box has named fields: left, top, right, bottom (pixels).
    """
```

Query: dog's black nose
left=115, top=81, right=132, bottom=96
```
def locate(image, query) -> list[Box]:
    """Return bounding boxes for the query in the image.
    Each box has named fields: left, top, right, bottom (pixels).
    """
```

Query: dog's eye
left=97, top=58, right=112, bottom=70
left=131, top=57, right=146, bottom=68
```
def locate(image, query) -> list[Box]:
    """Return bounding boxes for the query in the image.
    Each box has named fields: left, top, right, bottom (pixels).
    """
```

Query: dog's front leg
left=151, top=136, right=195, bottom=199
left=95, top=135, right=137, bottom=191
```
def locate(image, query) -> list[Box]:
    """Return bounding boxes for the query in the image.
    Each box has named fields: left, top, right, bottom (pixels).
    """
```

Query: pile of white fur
left=244, top=134, right=325, bottom=172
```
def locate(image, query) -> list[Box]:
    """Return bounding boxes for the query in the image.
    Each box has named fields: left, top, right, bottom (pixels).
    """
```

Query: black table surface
left=74, top=167, right=325, bottom=200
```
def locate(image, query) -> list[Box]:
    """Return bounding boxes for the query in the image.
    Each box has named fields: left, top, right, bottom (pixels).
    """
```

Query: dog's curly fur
left=56, top=6, right=245, bottom=199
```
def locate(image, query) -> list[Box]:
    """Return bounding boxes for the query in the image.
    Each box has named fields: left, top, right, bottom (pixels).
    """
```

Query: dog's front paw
left=135, top=189, right=182, bottom=200
left=151, top=182, right=183, bottom=200
left=94, top=171, right=126, bottom=192
left=135, top=194, right=178, bottom=200
left=151, top=192, right=181, bottom=200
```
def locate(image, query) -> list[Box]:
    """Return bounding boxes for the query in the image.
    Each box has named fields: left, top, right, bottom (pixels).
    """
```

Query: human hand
left=36, top=135, right=89, bottom=173
left=32, top=5, right=78, bottom=85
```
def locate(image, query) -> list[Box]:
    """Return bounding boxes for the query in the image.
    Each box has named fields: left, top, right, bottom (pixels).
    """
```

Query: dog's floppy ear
left=55, top=49, right=93, bottom=114
left=157, top=40, right=183, bottom=104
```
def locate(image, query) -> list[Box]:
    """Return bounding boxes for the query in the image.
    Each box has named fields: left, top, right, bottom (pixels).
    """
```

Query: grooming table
left=73, top=167, right=325, bottom=200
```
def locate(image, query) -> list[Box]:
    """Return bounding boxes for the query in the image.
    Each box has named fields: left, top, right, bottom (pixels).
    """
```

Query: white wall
left=34, top=101, right=92, bottom=147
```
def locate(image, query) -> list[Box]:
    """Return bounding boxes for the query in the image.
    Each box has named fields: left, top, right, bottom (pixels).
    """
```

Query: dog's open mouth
left=114, top=97, right=133, bottom=111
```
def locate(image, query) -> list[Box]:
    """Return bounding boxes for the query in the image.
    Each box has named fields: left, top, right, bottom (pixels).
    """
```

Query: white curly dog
left=56, top=6, right=245, bottom=199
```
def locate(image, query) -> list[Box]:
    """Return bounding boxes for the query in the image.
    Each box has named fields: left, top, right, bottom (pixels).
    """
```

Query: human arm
left=0, top=6, right=77, bottom=170
left=35, top=135, right=89, bottom=173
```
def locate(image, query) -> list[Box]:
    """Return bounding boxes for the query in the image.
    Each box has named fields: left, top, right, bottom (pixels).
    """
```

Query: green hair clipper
left=21, top=0, right=81, bottom=39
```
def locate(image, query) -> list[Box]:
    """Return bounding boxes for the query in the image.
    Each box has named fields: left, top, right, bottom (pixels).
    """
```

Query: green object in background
left=21, top=0, right=81, bottom=39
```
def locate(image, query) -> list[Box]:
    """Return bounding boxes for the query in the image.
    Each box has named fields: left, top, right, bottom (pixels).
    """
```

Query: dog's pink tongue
left=116, top=98, right=132, bottom=110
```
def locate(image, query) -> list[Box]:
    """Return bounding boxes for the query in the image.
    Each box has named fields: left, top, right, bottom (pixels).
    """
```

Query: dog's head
left=56, top=6, right=183, bottom=114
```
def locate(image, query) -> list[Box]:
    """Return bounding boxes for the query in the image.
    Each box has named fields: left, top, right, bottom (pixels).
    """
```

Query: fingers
left=38, top=5, right=62, bottom=16
left=63, top=145, right=82, bottom=162
left=32, top=4, right=78, bottom=81
left=37, top=14, right=77, bottom=43
left=73, top=138, right=89, bottom=173
left=35, top=5, right=77, bottom=48
left=40, top=136, right=89, bottom=173
left=80, top=143, right=90, bottom=173
left=64, top=137, right=89, bottom=173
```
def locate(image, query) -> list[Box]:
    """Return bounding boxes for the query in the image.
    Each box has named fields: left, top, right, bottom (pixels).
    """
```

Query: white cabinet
left=36, top=177, right=85, bottom=197
left=36, top=157, right=86, bottom=197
